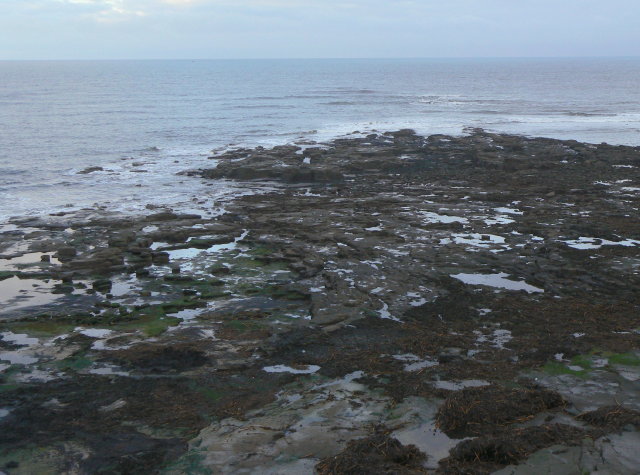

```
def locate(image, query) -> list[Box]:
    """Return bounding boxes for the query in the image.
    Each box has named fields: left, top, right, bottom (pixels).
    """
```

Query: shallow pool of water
left=451, top=272, right=544, bottom=293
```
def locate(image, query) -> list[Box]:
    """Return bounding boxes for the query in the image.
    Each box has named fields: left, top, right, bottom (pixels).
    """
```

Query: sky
left=1, top=0, right=639, bottom=60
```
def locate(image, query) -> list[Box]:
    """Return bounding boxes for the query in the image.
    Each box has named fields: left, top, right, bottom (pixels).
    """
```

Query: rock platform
left=1, top=129, right=639, bottom=474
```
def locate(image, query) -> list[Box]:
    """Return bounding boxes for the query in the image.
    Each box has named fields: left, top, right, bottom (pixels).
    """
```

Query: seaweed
left=435, top=385, right=565, bottom=438
left=316, top=427, right=427, bottom=475
left=577, top=405, right=640, bottom=431
left=439, top=424, right=586, bottom=474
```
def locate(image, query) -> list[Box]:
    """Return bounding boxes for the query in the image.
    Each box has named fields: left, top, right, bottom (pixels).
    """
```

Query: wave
left=464, top=110, right=503, bottom=115
left=244, top=129, right=272, bottom=134
left=234, top=104, right=296, bottom=110
left=0, top=168, right=28, bottom=176
left=351, top=89, right=377, bottom=94
left=324, top=101, right=360, bottom=106
left=231, top=95, right=338, bottom=101
left=96, top=110, right=151, bottom=115
left=560, top=111, right=617, bottom=117
left=312, top=88, right=378, bottom=95
left=417, top=95, right=543, bottom=107
left=417, top=95, right=463, bottom=104
left=285, top=95, right=339, bottom=100
left=253, top=129, right=319, bottom=138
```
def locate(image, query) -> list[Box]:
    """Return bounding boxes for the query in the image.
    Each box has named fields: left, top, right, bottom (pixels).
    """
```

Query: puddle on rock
left=0, top=252, right=60, bottom=271
left=441, top=233, right=508, bottom=250
left=76, top=328, right=114, bottom=339
left=0, top=350, right=39, bottom=365
left=109, top=275, right=139, bottom=297
left=562, top=237, right=640, bottom=250
left=494, top=207, right=523, bottom=215
left=0, top=276, right=63, bottom=314
left=263, top=364, right=320, bottom=374
left=475, top=329, right=513, bottom=349
left=378, top=302, right=401, bottom=322
left=392, top=354, right=439, bottom=372
left=154, top=230, right=250, bottom=262
left=483, top=215, right=516, bottom=225
left=88, top=364, right=130, bottom=377
left=420, top=212, right=468, bottom=224
left=406, top=292, right=428, bottom=307
left=434, top=379, right=490, bottom=391
left=451, top=273, right=544, bottom=293
left=91, top=336, right=136, bottom=351
left=15, top=368, right=59, bottom=383
left=393, top=422, right=462, bottom=470
left=167, top=308, right=207, bottom=322
left=1, top=331, right=39, bottom=347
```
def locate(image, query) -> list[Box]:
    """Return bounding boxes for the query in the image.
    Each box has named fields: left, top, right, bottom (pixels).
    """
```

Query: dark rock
left=92, top=279, right=112, bottom=293
left=151, top=251, right=170, bottom=264
left=108, top=231, right=136, bottom=248
left=56, top=246, right=77, bottom=259
left=77, top=166, right=104, bottom=174
left=109, top=344, right=209, bottom=373
left=209, top=265, right=231, bottom=275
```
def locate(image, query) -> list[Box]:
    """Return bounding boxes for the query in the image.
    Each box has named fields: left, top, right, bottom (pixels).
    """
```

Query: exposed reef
left=1, top=129, right=639, bottom=474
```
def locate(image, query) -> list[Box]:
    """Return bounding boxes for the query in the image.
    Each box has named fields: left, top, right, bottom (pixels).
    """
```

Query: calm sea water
left=1, top=58, right=639, bottom=220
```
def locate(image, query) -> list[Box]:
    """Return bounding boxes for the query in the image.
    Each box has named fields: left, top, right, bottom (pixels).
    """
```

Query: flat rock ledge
left=1, top=129, right=639, bottom=474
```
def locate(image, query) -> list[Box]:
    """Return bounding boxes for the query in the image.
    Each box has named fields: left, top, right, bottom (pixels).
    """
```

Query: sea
left=1, top=58, right=639, bottom=221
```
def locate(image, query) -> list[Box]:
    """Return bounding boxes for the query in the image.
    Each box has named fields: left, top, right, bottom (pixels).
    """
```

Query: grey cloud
left=1, top=0, right=639, bottom=59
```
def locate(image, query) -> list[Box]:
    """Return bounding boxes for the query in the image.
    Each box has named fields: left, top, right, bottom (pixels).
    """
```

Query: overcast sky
left=1, top=0, right=639, bottom=60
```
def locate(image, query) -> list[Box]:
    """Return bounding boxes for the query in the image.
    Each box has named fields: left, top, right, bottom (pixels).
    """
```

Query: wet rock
left=108, top=231, right=136, bottom=248
left=151, top=251, right=170, bottom=264
left=67, top=248, right=124, bottom=273
left=391, top=128, right=418, bottom=138
left=179, top=370, right=389, bottom=474
left=310, top=286, right=369, bottom=326
left=493, top=432, right=640, bottom=475
left=52, top=283, right=74, bottom=294
left=438, top=347, right=464, bottom=364
left=188, top=236, right=233, bottom=249
left=80, top=433, right=187, bottom=475
left=107, top=343, right=209, bottom=373
left=203, top=164, right=344, bottom=183
left=289, top=257, right=324, bottom=277
left=77, top=166, right=104, bottom=174
left=127, top=246, right=151, bottom=256
left=209, top=264, right=231, bottom=275
left=99, top=399, right=127, bottom=412
left=132, top=237, right=153, bottom=248
left=92, top=279, right=112, bottom=293
left=56, top=246, right=77, bottom=259
left=145, top=211, right=179, bottom=221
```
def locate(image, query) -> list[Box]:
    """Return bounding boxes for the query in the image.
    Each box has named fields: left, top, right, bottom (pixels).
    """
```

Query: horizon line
left=1, top=55, right=639, bottom=62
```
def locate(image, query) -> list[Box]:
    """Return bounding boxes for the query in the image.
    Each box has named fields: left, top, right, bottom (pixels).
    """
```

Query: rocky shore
left=1, top=129, right=639, bottom=474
